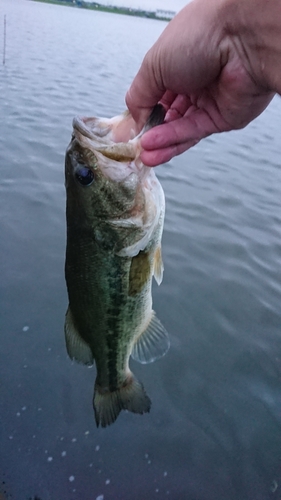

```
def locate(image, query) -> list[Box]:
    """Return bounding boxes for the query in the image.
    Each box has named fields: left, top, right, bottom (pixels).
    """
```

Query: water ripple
left=1, top=1, right=281, bottom=499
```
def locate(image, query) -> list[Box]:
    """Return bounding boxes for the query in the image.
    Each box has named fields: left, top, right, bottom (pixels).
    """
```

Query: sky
left=97, top=0, right=190, bottom=14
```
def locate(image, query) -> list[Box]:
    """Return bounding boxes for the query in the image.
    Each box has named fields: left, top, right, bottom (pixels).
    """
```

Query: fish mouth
left=72, top=113, right=140, bottom=164
left=71, top=105, right=166, bottom=167
left=73, top=105, right=166, bottom=146
left=72, top=116, right=112, bottom=141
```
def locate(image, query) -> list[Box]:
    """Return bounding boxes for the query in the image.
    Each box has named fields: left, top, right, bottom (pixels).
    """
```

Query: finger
left=141, top=108, right=221, bottom=151
left=140, top=140, right=198, bottom=167
left=165, top=94, right=193, bottom=122
left=125, top=52, right=165, bottom=128
left=159, top=90, right=178, bottom=110
left=125, top=88, right=156, bottom=129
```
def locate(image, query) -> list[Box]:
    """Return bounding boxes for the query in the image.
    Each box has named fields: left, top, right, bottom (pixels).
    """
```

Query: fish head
left=65, top=134, right=141, bottom=222
left=65, top=106, right=166, bottom=255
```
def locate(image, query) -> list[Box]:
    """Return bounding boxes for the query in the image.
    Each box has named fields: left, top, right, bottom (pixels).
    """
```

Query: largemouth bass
left=64, top=104, right=169, bottom=428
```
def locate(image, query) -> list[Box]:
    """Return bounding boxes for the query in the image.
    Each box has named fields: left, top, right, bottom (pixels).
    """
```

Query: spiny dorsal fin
left=153, top=246, right=164, bottom=285
left=131, top=311, right=170, bottom=364
left=64, top=307, right=94, bottom=366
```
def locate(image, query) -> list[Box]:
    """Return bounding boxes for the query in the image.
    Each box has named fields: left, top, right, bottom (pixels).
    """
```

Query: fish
left=64, top=104, right=170, bottom=428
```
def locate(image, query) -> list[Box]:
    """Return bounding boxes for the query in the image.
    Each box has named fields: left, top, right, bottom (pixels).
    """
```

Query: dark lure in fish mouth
left=140, top=103, right=166, bottom=132
left=64, top=104, right=169, bottom=428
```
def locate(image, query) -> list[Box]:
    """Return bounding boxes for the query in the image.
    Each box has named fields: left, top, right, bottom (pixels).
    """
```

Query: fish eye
left=75, top=164, right=95, bottom=186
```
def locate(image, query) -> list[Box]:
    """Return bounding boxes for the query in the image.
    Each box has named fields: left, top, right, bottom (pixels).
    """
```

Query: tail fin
left=93, top=375, right=151, bottom=428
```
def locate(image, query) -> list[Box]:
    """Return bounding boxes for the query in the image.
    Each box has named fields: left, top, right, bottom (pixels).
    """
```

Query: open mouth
left=72, top=113, right=140, bottom=163
left=71, top=105, right=166, bottom=165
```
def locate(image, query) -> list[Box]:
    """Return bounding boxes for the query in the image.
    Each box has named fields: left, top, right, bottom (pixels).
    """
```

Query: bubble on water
left=96, top=496, right=104, bottom=500
left=155, top=489, right=159, bottom=493
left=16, top=412, right=20, bottom=417
left=95, top=445, right=100, bottom=451
left=22, top=406, right=27, bottom=411
left=61, top=451, right=66, bottom=457
left=37, top=408, right=42, bottom=412
left=71, top=438, right=77, bottom=442
left=144, top=453, right=149, bottom=459
left=85, top=430, right=90, bottom=435
left=9, top=435, right=13, bottom=440
left=47, top=457, right=53, bottom=462
left=89, top=463, right=93, bottom=467
left=148, top=460, right=151, bottom=464
left=22, top=326, right=29, bottom=332
left=163, top=472, right=168, bottom=477
left=23, top=365, right=28, bottom=369
left=271, top=481, right=278, bottom=493
left=105, top=479, right=110, bottom=485
left=69, top=476, right=75, bottom=482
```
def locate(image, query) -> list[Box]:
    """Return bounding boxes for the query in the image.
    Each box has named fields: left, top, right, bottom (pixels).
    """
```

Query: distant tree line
left=32, top=0, right=171, bottom=21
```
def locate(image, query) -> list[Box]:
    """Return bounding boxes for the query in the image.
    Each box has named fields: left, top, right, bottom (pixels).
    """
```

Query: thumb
left=125, top=50, right=165, bottom=129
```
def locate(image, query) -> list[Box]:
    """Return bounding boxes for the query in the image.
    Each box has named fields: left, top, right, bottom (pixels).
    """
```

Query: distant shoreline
left=31, top=0, right=173, bottom=22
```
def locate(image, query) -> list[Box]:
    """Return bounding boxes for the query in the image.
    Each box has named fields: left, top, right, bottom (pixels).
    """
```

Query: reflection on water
left=1, top=1, right=281, bottom=499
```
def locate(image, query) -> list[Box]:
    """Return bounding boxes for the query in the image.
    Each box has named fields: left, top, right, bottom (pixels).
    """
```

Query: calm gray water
left=1, top=1, right=281, bottom=499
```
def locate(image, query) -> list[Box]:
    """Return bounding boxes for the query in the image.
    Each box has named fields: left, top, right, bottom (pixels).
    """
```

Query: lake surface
left=1, top=1, right=281, bottom=499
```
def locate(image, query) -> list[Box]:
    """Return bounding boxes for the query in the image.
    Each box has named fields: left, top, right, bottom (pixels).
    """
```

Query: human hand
left=126, top=0, right=276, bottom=166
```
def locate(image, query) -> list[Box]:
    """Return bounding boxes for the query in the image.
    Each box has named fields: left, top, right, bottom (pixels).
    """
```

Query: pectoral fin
left=129, top=250, right=151, bottom=296
left=64, top=307, right=94, bottom=366
left=153, top=246, right=163, bottom=285
left=131, top=311, right=170, bottom=364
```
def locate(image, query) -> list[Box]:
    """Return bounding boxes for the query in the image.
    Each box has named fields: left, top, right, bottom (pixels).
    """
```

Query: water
left=1, top=1, right=281, bottom=499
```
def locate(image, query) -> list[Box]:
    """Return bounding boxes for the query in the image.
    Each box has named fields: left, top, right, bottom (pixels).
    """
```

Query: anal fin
left=64, top=307, right=94, bottom=366
left=131, top=311, right=170, bottom=364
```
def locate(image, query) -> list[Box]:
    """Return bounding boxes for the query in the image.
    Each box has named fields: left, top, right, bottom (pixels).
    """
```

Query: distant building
left=155, top=9, right=175, bottom=19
